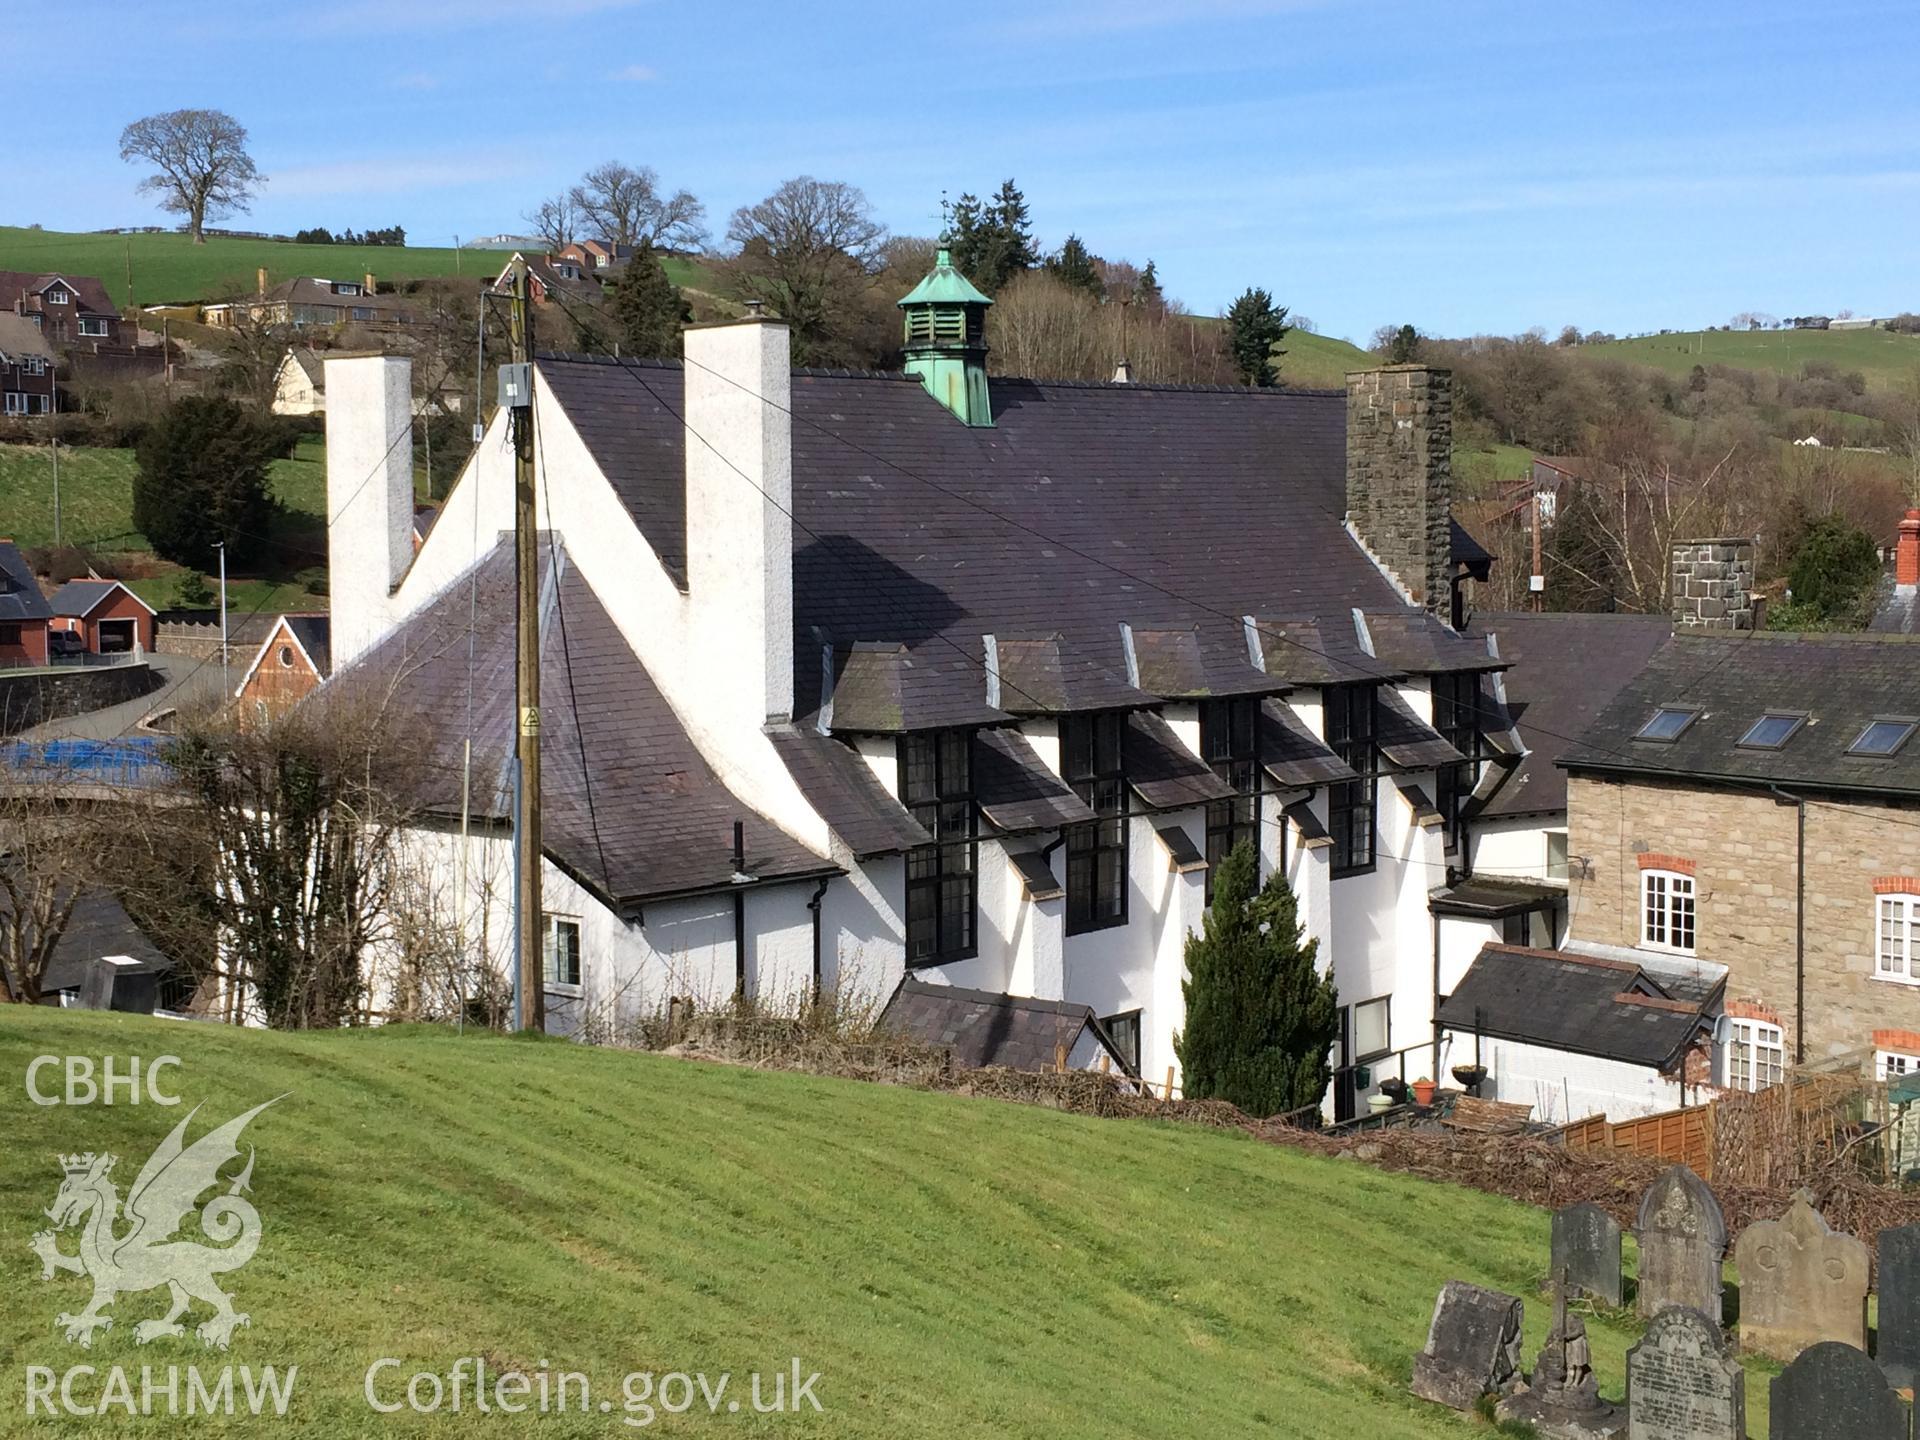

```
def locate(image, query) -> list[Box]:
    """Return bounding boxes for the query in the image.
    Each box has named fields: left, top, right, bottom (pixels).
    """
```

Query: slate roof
left=877, top=977, right=1131, bottom=1073
left=1871, top=576, right=1918, bottom=636
left=534, top=356, right=1490, bottom=733
left=1375, top=689, right=1466, bottom=770
left=50, top=579, right=148, bottom=619
left=35, top=889, right=175, bottom=1012
left=1465, top=610, right=1674, bottom=818
left=0, top=271, right=116, bottom=315
left=284, top=614, right=332, bottom=677
left=1439, top=943, right=1717, bottom=1069
left=0, top=541, right=51, bottom=623
left=326, top=535, right=834, bottom=907
left=765, top=726, right=928, bottom=857
left=1362, top=610, right=1504, bottom=675
left=991, top=632, right=1153, bottom=714
left=1125, top=710, right=1237, bottom=810
left=1260, top=698, right=1357, bottom=787
left=0, top=311, right=55, bottom=361
left=1126, top=623, right=1287, bottom=699
left=1558, top=631, right=1920, bottom=800
left=975, top=727, right=1094, bottom=832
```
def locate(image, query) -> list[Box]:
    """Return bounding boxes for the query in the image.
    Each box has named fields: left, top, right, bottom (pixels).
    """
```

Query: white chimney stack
left=683, top=316, right=794, bottom=725
left=325, top=354, right=414, bottom=670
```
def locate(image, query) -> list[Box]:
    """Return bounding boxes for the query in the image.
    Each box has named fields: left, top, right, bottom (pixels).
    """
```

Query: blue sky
left=3, top=0, right=1915, bottom=339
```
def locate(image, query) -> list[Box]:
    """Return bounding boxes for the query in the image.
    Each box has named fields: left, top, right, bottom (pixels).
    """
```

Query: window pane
left=1636, top=707, right=1698, bottom=742
left=1353, top=998, right=1388, bottom=1057
left=1853, top=720, right=1918, bottom=756
left=1739, top=713, right=1802, bottom=749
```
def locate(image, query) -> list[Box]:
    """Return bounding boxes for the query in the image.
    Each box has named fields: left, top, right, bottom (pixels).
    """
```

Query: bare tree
left=0, top=787, right=107, bottom=1005
left=987, top=270, right=1230, bottom=385
left=1895, top=367, right=1920, bottom=506
left=570, top=162, right=706, bottom=250
left=724, top=177, right=887, bottom=362
left=524, top=192, right=579, bottom=253
left=118, top=109, right=263, bottom=243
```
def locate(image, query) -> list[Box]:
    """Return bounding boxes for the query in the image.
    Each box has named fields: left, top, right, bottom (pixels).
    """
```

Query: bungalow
left=49, top=579, right=155, bottom=656
left=0, top=539, right=52, bottom=666
left=557, top=240, right=633, bottom=272
left=319, top=246, right=1508, bottom=1105
left=234, top=613, right=330, bottom=722
left=0, top=312, right=57, bottom=416
left=203, top=272, right=413, bottom=332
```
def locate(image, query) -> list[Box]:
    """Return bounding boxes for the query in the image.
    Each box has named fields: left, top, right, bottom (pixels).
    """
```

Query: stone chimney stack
left=325, top=355, right=415, bottom=669
left=1345, top=364, right=1454, bottom=620
left=1669, top=538, right=1756, bottom=631
left=1897, top=508, right=1920, bottom=589
left=683, top=315, right=794, bottom=725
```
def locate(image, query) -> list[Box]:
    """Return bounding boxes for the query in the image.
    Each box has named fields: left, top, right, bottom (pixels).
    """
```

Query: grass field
left=1586, top=327, right=1920, bottom=389
left=0, top=1011, right=1784, bottom=1437
left=0, top=227, right=710, bottom=310
left=1275, top=329, right=1377, bottom=389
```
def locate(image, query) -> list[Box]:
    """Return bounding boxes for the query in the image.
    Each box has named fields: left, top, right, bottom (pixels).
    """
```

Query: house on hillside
left=0, top=539, right=53, bottom=666
left=0, top=312, right=57, bottom=416
left=0, top=271, right=123, bottom=351
left=1557, top=540, right=1920, bottom=1091
left=268, top=346, right=463, bottom=417
left=49, top=579, right=155, bottom=656
left=203, top=272, right=413, bottom=332
left=558, top=240, right=634, bottom=272
left=316, top=245, right=1507, bottom=1108
left=489, top=252, right=603, bottom=306
left=234, top=614, right=330, bottom=722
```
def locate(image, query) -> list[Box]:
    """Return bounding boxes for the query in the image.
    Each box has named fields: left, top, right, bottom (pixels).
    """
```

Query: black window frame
left=1430, top=673, right=1484, bottom=857
left=1063, top=712, right=1129, bottom=935
left=1325, top=685, right=1378, bottom=878
left=542, top=913, right=582, bottom=989
left=900, top=729, right=978, bottom=966
left=1100, top=1009, right=1142, bottom=1074
left=1200, top=697, right=1262, bottom=899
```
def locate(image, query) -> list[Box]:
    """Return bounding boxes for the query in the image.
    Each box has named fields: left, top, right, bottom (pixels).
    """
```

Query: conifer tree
left=1135, top=259, right=1165, bottom=311
left=608, top=240, right=691, bottom=358
left=1225, top=287, right=1290, bottom=387
left=1175, top=839, right=1337, bottom=1116
left=949, top=178, right=1038, bottom=292
left=1046, top=234, right=1106, bottom=299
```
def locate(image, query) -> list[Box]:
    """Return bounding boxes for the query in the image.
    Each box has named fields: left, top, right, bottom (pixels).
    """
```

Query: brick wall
left=1345, top=365, right=1452, bottom=618
left=1568, top=772, right=1920, bottom=1063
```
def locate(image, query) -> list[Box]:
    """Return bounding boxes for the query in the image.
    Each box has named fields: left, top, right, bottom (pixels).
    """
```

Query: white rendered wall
left=325, top=355, right=415, bottom=670
left=1461, top=1035, right=1684, bottom=1125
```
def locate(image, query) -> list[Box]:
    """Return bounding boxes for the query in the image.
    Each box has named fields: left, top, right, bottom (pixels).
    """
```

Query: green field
left=1587, top=326, right=1920, bottom=389
left=0, top=1010, right=1784, bottom=1437
left=0, top=227, right=710, bottom=310
left=1275, top=329, right=1378, bottom=389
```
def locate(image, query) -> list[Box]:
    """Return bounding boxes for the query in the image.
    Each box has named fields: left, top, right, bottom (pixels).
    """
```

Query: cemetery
left=1408, top=1164, right=1920, bottom=1438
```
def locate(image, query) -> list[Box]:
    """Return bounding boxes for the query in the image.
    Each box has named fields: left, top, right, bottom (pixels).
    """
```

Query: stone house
left=316, top=248, right=1515, bottom=1101
left=1561, top=540, right=1920, bottom=1086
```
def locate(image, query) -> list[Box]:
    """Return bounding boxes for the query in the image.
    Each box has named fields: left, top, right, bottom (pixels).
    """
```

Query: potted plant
left=1451, top=1063, right=1487, bottom=1094
left=1411, top=1076, right=1438, bottom=1106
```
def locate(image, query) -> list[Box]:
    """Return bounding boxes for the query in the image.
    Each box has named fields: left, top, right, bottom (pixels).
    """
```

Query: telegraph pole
left=506, top=256, right=545, bottom=1034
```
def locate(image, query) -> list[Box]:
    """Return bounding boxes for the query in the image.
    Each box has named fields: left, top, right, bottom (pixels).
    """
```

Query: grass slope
left=1276, top=330, right=1377, bottom=390
left=1586, top=327, right=1920, bottom=389
left=0, top=228, right=711, bottom=310
left=0, top=1012, right=1780, bottom=1436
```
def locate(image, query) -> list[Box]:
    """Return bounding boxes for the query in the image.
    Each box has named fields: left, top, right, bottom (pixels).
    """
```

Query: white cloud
left=389, top=71, right=439, bottom=91
left=612, top=63, right=658, bottom=82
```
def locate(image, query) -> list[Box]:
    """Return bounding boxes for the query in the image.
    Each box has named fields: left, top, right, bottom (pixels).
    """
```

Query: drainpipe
left=1770, top=786, right=1806, bottom=1064
left=1431, top=910, right=1444, bottom=1082
left=732, top=821, right=748, bottom=1002
left=807, top=875, right=831, bottom=1002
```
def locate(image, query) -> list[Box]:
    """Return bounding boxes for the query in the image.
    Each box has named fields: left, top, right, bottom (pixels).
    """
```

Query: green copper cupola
left=898, top=247, right=993, bottom=426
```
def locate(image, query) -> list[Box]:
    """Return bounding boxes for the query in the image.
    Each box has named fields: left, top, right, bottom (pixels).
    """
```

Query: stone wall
left=1568, top=772, right=1920, bottom=1063
left=1345, top=365, right=1452, bottom=618
left=0, top=662, right=162, bottom=736
left=1669, top=538, right=1755, bottom=631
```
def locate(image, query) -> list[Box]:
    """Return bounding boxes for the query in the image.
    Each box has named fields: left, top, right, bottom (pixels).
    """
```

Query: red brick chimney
left=1899, top=508, right=1920, bottom=588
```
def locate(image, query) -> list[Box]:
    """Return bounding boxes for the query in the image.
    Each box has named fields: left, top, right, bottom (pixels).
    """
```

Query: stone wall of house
left=1669, top=538, right=1755, bottom=631
left=1345, top=364, right=1452, bottom=618
left=1568, top=772, right=1920, bottom=1063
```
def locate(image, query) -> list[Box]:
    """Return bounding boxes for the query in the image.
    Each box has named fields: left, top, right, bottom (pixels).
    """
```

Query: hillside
left=0, top=227, right=710, bottom=309
left=1585, top=326, right=1920, bottom=389
left=1275, top=329, right=1377, bottom=389
left=0, top=1011, right=1783, bottom=1437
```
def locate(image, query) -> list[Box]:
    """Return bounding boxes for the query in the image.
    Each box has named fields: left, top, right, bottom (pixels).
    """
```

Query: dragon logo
left=30, top=1098, right=282, bottom=1350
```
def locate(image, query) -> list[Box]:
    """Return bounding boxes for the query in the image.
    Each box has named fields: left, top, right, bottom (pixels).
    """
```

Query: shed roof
left=877, top=977, right=1131, bottom=1074
left=0, top=540, right=51, bottom=623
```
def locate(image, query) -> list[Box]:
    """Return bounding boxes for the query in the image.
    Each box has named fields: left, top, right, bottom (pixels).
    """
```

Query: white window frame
left=77, top=317, right=108, bottom=337
left=1545, top=831, right=1569, bottom=883
left=46, top=287, right=68, bottom=305
left=3, top=392, right=25, bottom=415
left=1351, top=996, right=1390, bottom=1061
left=1877, top=1050, right=1920, bottom=1081
left=1725, top=1018, right=1785, bottom=1092
left=1878, top=894, right=1920, bottom=984
left=24, top=356, right=46, bottom=375
left=542, top=913, right=583, bottom=993
left=1641, top=868, right=1696, bottom=955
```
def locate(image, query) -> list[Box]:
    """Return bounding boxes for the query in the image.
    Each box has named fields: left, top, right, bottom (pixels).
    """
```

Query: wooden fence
left=1558, top=1102, right=1714, bottom=1177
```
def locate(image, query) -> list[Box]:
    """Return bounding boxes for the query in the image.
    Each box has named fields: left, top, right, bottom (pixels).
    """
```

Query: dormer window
left=47, top=287, right=68, bottom=305
left=1201, top=697, right=1260, bottom=896
left=1430, top=673, right=1485, bottom=855
left=1737, top=712, right=1806, bottom=750
left=1635, top=705, right=1700, bottom=743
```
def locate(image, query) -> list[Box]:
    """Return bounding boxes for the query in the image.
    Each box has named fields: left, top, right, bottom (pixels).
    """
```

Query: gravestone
left=1731, top=1193, right=1869, bottom=1361
left=1769, top=1340, right=1911, bottom=1439
left=1879, top=1223, right=1920, bottom=1391
left=1625, top=1306, right=1744, bottom=1440
left=1634, top=1165, right=1726, bottom=1323
left=1410, top=1280, right=1524, bottom=1411
left=1497, top=1270, right=1627, bottom=1439
left=1554, top=1202, right=1625, bottom=1308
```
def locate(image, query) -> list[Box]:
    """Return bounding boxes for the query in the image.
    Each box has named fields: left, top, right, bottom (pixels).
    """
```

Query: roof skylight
left=1635, top=705, right=1700, bottom=743
left=1737, top=712, right=1806, bottom=750
left=1848, top=718, right=1918, bottom=758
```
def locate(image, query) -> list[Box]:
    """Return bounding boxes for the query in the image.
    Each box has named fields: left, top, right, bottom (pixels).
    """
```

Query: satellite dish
left=1711, top=1014, right=1733, bottom=1047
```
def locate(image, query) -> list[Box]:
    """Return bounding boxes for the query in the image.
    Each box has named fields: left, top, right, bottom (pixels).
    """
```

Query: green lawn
left=1585, top=327, right=1920, bottom=389
left=0, top=227, right=715, bottom=311
left=0, top=1011, right=1781, bottom=1436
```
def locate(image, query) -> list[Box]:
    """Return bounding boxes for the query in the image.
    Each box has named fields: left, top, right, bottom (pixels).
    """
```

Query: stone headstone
left=1625, top=1306, right=1744, bottom=1440
left=1554, top=1202, right=1625, bottom=1308
left=1769, top=1340, right=1911, bottom=1439
left=1732, top=1193, right=1869, bottom=1361
left=1410, top=1280, right=1524, bottom=1411
left=1879, top=1224, right=1920, bottom=1391
left=1634, top=1165, right=1726, bottom=1323
left=1497, top=1270, right=1627, bottom=1439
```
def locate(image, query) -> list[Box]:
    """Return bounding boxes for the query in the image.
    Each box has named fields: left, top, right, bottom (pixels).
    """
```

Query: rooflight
left=1849, top=718, right=1918, bottom=758
left=1737, top=712, right=1806, bottom=751
left=1635, top=705, right=1700, bottom=743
